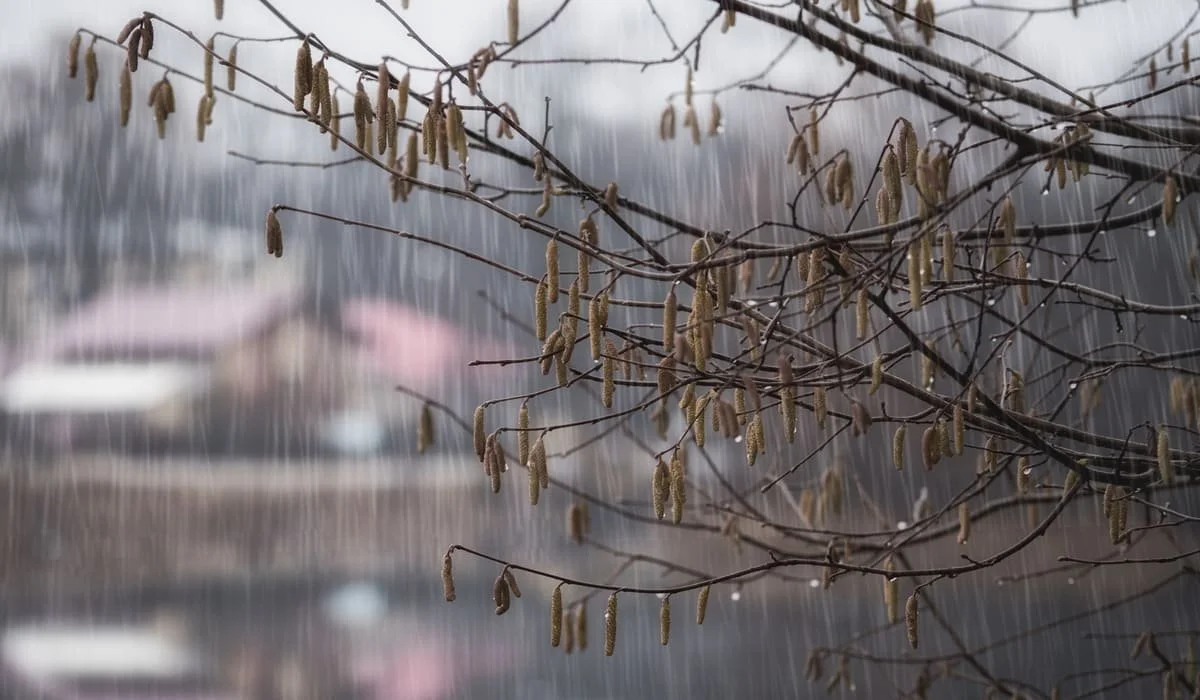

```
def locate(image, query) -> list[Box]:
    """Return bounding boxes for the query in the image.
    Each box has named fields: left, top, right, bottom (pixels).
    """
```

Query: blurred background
left=0, top=1, right=1198, bottom=698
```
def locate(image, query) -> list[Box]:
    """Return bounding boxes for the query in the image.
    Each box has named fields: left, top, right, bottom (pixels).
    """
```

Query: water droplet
left=1067, top=577, right=1076, bottom=585
left=1181, top=314, right=1189, bottom=320
left=809, top=579, right=821, bottom=589
left=1147, top=228, right=1157, bottom=238
left=730, top=590, right=742, bottom=602
left=1041, top=187, right=1050, bottom=196
left=1099, top=229, right=1107, bottom=236
left=896, top=520, right=909, bottom=530
left=1022, top=466, right=1033, bottom=476
left=986, top=298, right=996, bottom=307
left=746, top=299, right=757, bottom=307
left=1127, top=196, right=1137, bottom=205
left=734, top=435, right=743, bottom=443
left=656, top=592, right=668, bottom=600
left=769, top=301, right=779, bottom=308
left=1068, top=382, right=1078, bottom=390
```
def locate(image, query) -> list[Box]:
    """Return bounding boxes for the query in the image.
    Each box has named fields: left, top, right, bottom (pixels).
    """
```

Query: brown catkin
left=203, top=37, right=215, bottom=99
left=809, top=107, right=820, bottom=156
left=68, top=33, right=81, bottom=78
left=84, top=42, right=98, bottom=102
left=659, top=596, right=671, bottom=646
left=893, top=425, right=906, bottom=470
left=952, top=404, right=964, bottom=456
left=493, top=573, right=511, bottom=616
left=942, top=227, right=956, bottom=283
left=545, top=239, right=560, bottom=303
left=293, top=38, right=312, bottom=112
left=226, top=43, right=238, bottom=91
left=957, top=502, right=970, bottom=544
left=517, top=403, right=530, bottom=468
left=696, top=585, right=712, bottom=625
left=814, top=386, right=828, bottom=429
left=575, top=602, right=588, bottom=651
left=603, top=593, right=618, bottom=656
left=884, top=558, right=899, bottom=624
left=780, top=354, right=797, bottom=443
left=670, top=448, right=686, bottom=523
left=567, top=503, right=587, bottom=544
left=663, top=287, right=677, bottom=355
left=1157, top=425, right=1172, bottom=484
left=441, top=551, right=456, bottom=602
left=507, top=0, right=520, bottom=44
left=602, top=340, right=616, bottom=409
left=119, top=63, right=132, bottom=127
left=905, top=593, right=919, bottom=648
left=550, top=585, right=564, bottom=647
left=851, top=400, right=872, bottom=437
left=534, top=277, right=548, bottom=341
left=329, top=91, right=341, bottom=151
left=353, top=81, right=372, bottom=150
left=473, top=404, right=486, bottom=462
left=856, top=287, right=869, bottom=339
left=652, top=458, right=669, bottom=520
left=920, top=424, right=942, bottom=470
left=1163, top=175, right=1179, bottom=226
left=265, top=209, right=283, bottom=258
left=870, top=355, right=883, bottom=395
left=416, top=402, right=434, bottom=454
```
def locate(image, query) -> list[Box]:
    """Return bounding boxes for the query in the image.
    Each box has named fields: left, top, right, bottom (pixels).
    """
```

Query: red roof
left=340, top=299, right=516, bottom=393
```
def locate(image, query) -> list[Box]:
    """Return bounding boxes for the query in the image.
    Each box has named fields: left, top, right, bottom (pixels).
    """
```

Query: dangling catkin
left=550, top=584, right=564, bottom=647
left=952, top=404, right=964, bottom=456
left=563, top=609, right=575, bottom=654
left=814, top=387, right=828, bottom=429
left=329, top=91, right=341, bottom=151
left=856, top=287, right=869, bottom=340
left=119, top=63, right=132, bottom=127
left=417, top=402, right=434, bottom=454
left=84, top=42, right=98, bottom=102
left=507, top=0, right=520, bottom=44
left=670, top=448, right=686, bottom=524
left=293, top=38, right=312, bottom=112
left=567, top=503, right=587, bottom=544
left=709, top=99, right=722, bottom=136
left=601, top=593, right=618, bottom=657
left=602, top=340, right=616, bottom=409
left=809, top=108, right=820, bottom=156
left=652, top=458, right=669, bottom=520
left=441, top=551, right=456, bottom=602
left=1157, top=425, right=1172, bottom=484
left=473, top=404, right=486, bottom=462
left=353, top=80, right=372, bottom=150
left=68, top=33, right=81, bottom=78
left=604, top=182, right=619, bottom=211
left=893, top=425, right=906, bottom=470
left=493, top=572, right=511, bottom=616
left=659, top=596, right=671, bottom=646
left=534, top=277, right=548, bottom=341
left=851, top=400, right=872, bottom=437
left=780, top=354, right=797, bottom=443
left=663, top=287, right=677, bottom=355
left=957, top=502, right=970, bottom=544
left=942, top=228, right=956, bottom=283
left=225, top=43, right=238, bottom=92
left=861, top=358, right=880, bottom=400
left=544, top=239, right=560, bottom=303
left=884, top=557, right=899, bottom=624
left=265, top=209, right=283, bottom=258
left=921, top=425, right=939, bottom=470
left=1163, top=175, right=1179, bottom=226
left=202, top=37, right=216, bottom=100
left=905, top=593, right=919, bottom=648
left=575, top=602, right=588, bottom=651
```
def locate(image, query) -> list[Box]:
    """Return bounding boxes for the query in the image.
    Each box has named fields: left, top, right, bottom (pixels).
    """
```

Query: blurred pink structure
left=340, top=298, right=517, bottom=395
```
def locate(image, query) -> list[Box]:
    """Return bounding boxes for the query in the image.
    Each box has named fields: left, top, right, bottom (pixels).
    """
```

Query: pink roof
left=340, top=299, right=516, bottom=393
left=34, top=284, right=301, bottom=361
